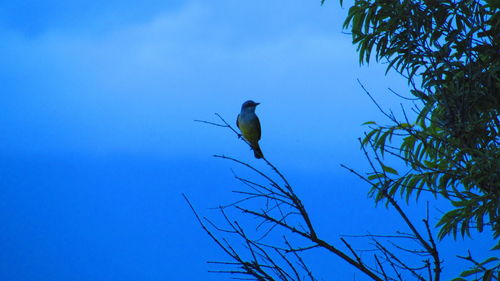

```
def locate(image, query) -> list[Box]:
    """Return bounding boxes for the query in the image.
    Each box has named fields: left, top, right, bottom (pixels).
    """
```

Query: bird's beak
left=255, top=102, right=260, bottom=106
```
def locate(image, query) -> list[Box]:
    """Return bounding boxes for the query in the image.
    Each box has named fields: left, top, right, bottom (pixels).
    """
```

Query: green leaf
left=476, top=212, right=484, bottom=232
left=479, top=257, right=498, bottom=266
left=368, top=173, right=385, bottom=181
left=382, top=164, right=399, bottom=175
left=362, top=129, right=378, bottom=146
left=461, top=268, right=481, bottom=277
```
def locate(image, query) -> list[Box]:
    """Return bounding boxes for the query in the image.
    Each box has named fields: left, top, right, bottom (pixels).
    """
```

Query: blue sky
left=0, top=1, right=494, bottom=281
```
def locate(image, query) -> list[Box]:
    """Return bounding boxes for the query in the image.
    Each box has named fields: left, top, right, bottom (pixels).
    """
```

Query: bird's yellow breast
left=238, top=115, right=260, bottom=144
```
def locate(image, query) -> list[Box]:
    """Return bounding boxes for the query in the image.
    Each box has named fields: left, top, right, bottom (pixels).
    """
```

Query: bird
left=237, top=100, right=264, bottom=159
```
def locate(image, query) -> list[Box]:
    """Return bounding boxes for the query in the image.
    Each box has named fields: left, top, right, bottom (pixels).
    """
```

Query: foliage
left=338, top=0, right=499, bottom=279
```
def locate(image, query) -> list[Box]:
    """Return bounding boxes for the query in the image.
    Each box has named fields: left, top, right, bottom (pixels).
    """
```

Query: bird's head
left=241, top=100, right=260, bottom=111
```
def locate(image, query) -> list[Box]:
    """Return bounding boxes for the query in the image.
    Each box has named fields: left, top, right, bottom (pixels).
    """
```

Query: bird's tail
left=252, top=144, right=264, bottom=159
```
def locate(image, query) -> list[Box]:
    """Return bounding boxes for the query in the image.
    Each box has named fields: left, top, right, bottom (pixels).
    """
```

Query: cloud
left=0, top=0, right=186, bottom=36
left=0, top=0, right=408, bottom=167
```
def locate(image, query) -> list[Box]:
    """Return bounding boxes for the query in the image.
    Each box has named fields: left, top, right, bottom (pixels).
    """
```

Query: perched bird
left=237, top=100, right=264, bottom=159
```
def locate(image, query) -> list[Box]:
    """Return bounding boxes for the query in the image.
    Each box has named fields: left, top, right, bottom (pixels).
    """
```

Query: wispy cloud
left=0, top=1, right=405, bottom=164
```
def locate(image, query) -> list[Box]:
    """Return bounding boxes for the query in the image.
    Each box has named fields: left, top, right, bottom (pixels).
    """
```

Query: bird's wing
left=256, top=116, right=261, bottom=140
left=236, top=114, right=240, bottom=129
